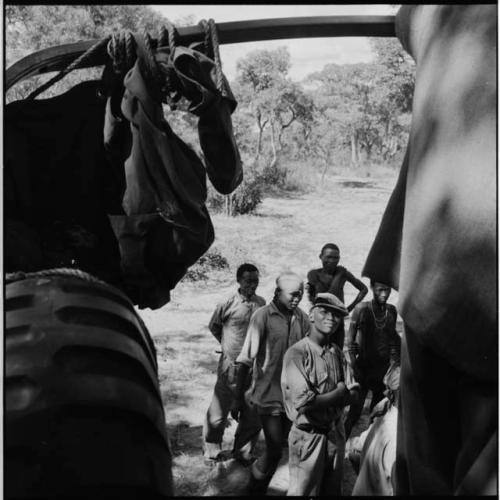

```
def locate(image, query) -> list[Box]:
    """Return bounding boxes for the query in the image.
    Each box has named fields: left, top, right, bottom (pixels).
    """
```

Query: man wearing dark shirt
left=344, top=280, right=401, bottom=438
left=307, top=243, right=368, bottom=348
left=203, top=263, right=265, bottom=463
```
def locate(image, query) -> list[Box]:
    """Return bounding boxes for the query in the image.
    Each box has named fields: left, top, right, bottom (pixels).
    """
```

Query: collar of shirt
left=269, top=300, right=301, bottom=320
left=305, top=335, right=328, bottom=357
left=237, top=291, right=256, bottom=304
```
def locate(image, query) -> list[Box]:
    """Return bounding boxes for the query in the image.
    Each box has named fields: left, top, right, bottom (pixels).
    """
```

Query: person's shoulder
left=296, top=306, right=310, bottom=321
left=307, top=268, right=322, bottom=280
left=387, top=303, right=398, bottom=318
left=218, top=292, right=239, bottom=308
left=285, top=337, right=308, bottom=359
left=254, top=294, right=266, bottom=306
left=353, top=301, right=370, bottom=314
left=251, top=303, right=270, bottom=319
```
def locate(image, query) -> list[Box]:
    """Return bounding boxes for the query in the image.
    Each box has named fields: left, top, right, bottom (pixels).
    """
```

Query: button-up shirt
left=208, top=291, right=266, bottom=371
left=236, top=301, right=310, bottom=413
left=281, top=336, right=358, bottom=432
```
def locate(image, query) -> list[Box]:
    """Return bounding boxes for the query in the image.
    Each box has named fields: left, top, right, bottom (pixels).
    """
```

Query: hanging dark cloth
left=5, top=31, right=242, bottom=310
left=165, top=44, right=243, bottom=194
left=5, top=81, right=123, bottom=284
left=104, top=36, right=216, bottom=309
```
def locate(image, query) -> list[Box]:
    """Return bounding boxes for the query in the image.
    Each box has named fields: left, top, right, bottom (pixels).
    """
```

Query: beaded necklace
left=369, top=300, right=388, bottom=330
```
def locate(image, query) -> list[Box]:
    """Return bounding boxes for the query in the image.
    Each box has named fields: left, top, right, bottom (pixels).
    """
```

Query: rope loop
left=198, top=19, right=214, bottom=60
left=165, top=21, right=179, bottom=53
left=125, top=31, right=136, bottom=69
left=141, top=29, right=165, bottom=102
left=158, top=25, right=169, bottom=48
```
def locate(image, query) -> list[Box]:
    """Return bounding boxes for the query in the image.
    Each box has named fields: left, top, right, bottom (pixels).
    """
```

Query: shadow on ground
left=167, top=398, right=373, bottom=496
left=253, top=212, right=293, bottom=219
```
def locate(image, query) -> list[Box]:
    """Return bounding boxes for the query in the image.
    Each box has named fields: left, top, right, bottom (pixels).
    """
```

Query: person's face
left=277, top=282, right=304, bottom=311
left=372, top=282, right=391, bottom=304
left=238, top=271, right=259, bottom=298
left=310, top=306, right=341, bottom=335
left=320, top=248, right=340, bottom=272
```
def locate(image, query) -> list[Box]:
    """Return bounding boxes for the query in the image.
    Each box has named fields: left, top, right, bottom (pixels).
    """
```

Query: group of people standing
left=202, top=243, right=401, bottom=495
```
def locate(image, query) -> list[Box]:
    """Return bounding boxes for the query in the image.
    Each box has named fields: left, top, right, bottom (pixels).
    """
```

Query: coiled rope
left=26, top=20, right=226, bottom=103
left=157, top=21, right=181, bottom=109
left=199, top=18, right=225, bottom=96
left=5, top=267, right=109, bottom=286
left=107, top=31, right=136, bottom=76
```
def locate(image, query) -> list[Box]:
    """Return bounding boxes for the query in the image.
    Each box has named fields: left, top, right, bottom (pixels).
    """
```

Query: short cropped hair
left=237, top=263, right=259, bottom=281
left=320, top=243, right=340, bottom=255
left=275, top=271, right=303, bottom=288
left=273, top=272, right=303, bottom=300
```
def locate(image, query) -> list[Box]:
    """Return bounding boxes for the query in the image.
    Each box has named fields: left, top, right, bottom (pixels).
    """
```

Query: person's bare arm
left=306, top=270, right=317, bottom=303
left=345, top=271, right=368, bottom=312
left=208, top=302, right=225, bottom=343
left=389, top=305, right=402, bottom=363
left=346, top=304, right=363, bottom=360
left=302, top=381, right=350, bottom=411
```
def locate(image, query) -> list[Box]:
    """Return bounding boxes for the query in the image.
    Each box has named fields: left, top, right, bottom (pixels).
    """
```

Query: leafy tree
left=235, top=47, right=315, bottom=170
left=306, top=40, right=414, bottom=167
left=5, top=5, right=186, bottom=102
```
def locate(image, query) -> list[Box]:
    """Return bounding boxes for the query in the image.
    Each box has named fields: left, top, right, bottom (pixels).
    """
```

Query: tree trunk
left=350, top=132, right=359, bottom=166
left=321, top=161, right=329, bottom=182
left=269, top=120, right=278, bottom=169
left=225, top=195, right=233, bottom=216
left=256, top=126, right=263, bottom=159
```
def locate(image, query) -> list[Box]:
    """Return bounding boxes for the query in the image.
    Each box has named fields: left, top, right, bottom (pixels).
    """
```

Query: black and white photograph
left=4, top=3, right=497, bottom=497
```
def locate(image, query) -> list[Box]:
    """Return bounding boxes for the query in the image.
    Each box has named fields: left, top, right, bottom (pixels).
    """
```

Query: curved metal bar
left=6, top=15, right=395, bottom=90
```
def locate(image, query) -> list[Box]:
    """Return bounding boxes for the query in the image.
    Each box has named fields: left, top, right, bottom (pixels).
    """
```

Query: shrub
left=182, top=248, right=230, bottom=282
left=231, top=174, right=263, bottom=214
left=259, top=162, right=288, bottom=188
left=207, top=171, right=263, bottom=216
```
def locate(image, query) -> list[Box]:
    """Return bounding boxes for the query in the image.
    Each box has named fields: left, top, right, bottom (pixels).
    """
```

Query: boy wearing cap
left=203, top=263, right=265, bottom=463
left=344, top=280, right=401, bottom=438
left=281, top=293, right=360, bottom=496
left=234, top=272, right=310, bottom=495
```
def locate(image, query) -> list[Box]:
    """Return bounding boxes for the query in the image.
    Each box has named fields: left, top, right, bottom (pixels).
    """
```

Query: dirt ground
left=139, top=173, right=399, bottom=496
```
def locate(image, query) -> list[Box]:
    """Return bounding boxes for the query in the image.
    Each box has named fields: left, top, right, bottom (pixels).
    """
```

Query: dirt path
left=139, top=174, right=398, bottom=495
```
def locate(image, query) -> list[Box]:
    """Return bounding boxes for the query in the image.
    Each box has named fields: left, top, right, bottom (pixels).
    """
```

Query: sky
left=151, top=4, right=396, bottom=81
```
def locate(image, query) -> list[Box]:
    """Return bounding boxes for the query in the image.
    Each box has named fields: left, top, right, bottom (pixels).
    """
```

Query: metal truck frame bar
left=6, top=15, right=396, bottom=90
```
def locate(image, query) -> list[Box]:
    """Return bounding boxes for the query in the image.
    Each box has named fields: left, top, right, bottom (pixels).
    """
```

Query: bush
left=182, top=248, right=230, bottom=282
left=259, top=162, right=288, bottom=188
left=231, top=174, right=263, bottom=214
left=207, top=171, right=263, bottom=215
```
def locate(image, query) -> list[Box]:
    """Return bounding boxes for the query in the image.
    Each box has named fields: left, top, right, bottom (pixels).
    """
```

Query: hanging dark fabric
left=155, top=30, right=243, bottom=195
left=5, top=81, right=123, bottom=285
left=104, top=34, right=215, bottom=309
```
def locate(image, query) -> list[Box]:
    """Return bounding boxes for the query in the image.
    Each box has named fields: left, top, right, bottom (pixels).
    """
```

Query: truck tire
left=5, top=273, right=173, bottom=498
